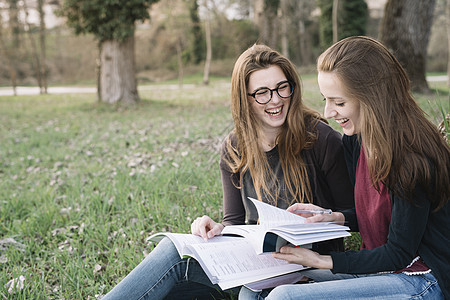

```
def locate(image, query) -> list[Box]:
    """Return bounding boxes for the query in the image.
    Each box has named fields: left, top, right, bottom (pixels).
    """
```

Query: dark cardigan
left=331, top=134, right=450, bottom=299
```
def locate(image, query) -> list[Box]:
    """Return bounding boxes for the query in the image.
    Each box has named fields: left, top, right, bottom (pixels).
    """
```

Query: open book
left=221, top=197, right=350, bottom=253
left=148, top=197, right=350, bottom=290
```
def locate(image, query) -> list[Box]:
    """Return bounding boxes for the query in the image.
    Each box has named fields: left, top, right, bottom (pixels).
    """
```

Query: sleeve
left=340, top=134, right=360, bottom=231
left=342, top=134, right=360, bottom=186
left=316, top=123, right=355, bottom=210
left=331, top=185, right=431, bottom=274
left=341, top=208, right=358, bottom=232
left=219, top=138, right=246, bottom=226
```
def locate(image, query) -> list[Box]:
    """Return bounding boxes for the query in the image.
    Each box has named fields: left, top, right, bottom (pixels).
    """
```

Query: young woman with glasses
left=240, top=36, right=449, bottom=300
left=102, top=44, right=355, bottom=300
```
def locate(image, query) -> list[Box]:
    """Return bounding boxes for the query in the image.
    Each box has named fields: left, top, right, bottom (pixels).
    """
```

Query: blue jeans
left=102, top=237, right=236, bottom=300
left=239, top=269, right=443, bottom=300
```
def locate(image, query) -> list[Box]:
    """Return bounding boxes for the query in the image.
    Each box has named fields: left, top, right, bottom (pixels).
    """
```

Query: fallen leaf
left=0, top=237, right=25, bottom=251
left=0, top=254, right=8, bottom=263
left=93, top=264, right=106, bottom=275
left=5, top=275, right=25, bottom=294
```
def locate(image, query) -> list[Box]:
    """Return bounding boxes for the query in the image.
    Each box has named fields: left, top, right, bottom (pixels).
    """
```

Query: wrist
left=331, top=212, right=345, bottom=225
left=317, top=255, right=333, bottom=269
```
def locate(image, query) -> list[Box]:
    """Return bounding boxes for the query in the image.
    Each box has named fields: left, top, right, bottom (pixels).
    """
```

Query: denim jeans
left=239, top=268, right=443, bottom=300
left=102, top=237, right=236, bottom=300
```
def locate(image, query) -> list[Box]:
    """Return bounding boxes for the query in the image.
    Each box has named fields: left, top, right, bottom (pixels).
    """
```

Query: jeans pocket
left=405, top=273, right=443, bottom=300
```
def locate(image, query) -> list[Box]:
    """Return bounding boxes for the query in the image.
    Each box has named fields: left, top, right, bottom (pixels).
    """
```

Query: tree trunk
left=380, top=0, right=436, bottom=93
left=332, top=0, right=339, bottom=43
left=176, top=37, right=184, bottom=87
left=189, top=0, right=202, bottom=65
left=203, top=0, right=212, bottom=85
left=280, top=0, right=289, bottom=58
left=0, top=37, right=18, bottom=96
left=298, top=19, right=306, bottom=65
left=254, top=0, right=279, bottom=48
left=96, top=42, right=101, bottom=102
left=294, top=0, right=315, bottom=66
left=22, top=0, right=43, bottom=91
left=253, top=0, right=264, bottom=37
left=8, top=0, right=20, bottom=49
left=38, top=0, right=47, bottom=94
left=447, top=0, right=450, bottom=87
left=100, top=34, right=139, bottom=104
left=8, top=0, right=19, bottom=93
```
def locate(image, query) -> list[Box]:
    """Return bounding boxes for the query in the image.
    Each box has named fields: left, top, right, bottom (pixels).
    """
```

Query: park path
left=0, top=83, right=200, bottom=97
left=0, top=76, right=447, bottom=96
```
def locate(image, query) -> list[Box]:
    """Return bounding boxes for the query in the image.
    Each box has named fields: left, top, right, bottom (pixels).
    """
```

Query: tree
left=60, top=0, right=159, bottom=104
left=22, top=0, right=44, bottom=93
left=37, top=0, right=48, bottom=94
left=332, top=0, right=338, bottom=43
left=21, top=0, right=48, bottom=94
left=318, top=0, right=367, bottom=50
left=188, top=0, right=203, bottom=65
left=253, top=0, right=280, bottom=49
left=162, top=0, right=191, bottom=87
left=447, top=0, right=450, bottom=87
left=203, top=0, right=212, bottom=85
left=318, top=0, right=333, bottom=49
left=339, top=0, right=367, bottom=39
left=280, top=0, right=288, bottom=58
left=380, top=0, right=436, bottom=93
left=5, top=0, right=20, bottom=94
left=287, top=0, right=316, bottom=66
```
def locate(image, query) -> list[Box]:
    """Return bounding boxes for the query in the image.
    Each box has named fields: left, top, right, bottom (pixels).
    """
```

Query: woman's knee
left=239, top=286, right=272, bottom=300
left=265, top=285, right=296, bottom=300
left=238, top=286, right=259, bottom=300
left=148, top=237, right=180, bottom=261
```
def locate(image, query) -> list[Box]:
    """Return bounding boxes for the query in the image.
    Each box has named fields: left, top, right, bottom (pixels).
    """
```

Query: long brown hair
left=317, top=36, right=449, bottom=210
left=225, top=44, right=324, bottom=204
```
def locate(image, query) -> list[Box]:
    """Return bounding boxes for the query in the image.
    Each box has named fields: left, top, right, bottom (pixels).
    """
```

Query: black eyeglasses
left=248, top=80, right=295, bottom=104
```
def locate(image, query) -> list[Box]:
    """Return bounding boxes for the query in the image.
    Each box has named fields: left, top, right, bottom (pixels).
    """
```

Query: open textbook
left=148, top=197, right=350, bottom=290
left=222, top=197, right=350, bottom=253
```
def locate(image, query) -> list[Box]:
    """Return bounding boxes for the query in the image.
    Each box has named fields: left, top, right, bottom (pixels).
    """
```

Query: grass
left=0, top=75, right=448, bottom=299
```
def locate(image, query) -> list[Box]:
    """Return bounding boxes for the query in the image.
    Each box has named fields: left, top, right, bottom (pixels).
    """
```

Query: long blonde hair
left=317, top=36, right=449, bottom=210
left=225, top=44, right=324, bottom=204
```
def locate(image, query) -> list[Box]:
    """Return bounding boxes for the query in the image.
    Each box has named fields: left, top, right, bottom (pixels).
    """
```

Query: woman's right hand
left=191, top=215, right=224, bottom=241
left=287, top=203, right=345, bottom=225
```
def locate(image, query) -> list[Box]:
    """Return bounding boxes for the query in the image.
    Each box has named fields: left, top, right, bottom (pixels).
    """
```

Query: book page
left=248, top=197, right=305, bottom=226
left=148, top=232, right=239, bottom=257
left=244, top=271, right=310, bottom=292
left=221, top=225, right=266, bottom=252
left=271, top=223, right=349, bottom=234
left=270, top=229, right=350, bottom=246
left=183, top=238, right=306, bottom=290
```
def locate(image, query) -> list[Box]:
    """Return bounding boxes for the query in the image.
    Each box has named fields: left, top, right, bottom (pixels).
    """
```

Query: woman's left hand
left=272, top=246, right=333, bottom=269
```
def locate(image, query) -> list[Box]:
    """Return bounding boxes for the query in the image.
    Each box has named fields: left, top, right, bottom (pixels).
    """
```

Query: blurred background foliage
left=0, top=0, right=447, bottom=88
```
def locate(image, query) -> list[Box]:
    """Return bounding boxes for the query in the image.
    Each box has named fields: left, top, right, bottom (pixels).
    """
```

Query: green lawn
left=0, top=76, right=448, bottom=299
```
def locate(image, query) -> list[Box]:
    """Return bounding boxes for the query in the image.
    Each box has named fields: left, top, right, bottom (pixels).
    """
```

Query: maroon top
left=355, top=146, right=429, bottom=274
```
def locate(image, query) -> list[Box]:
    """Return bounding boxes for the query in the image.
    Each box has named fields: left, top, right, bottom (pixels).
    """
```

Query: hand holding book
left=272, top=243, right=334, bottom=269
left=191, top=215, right=224, bottom=241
